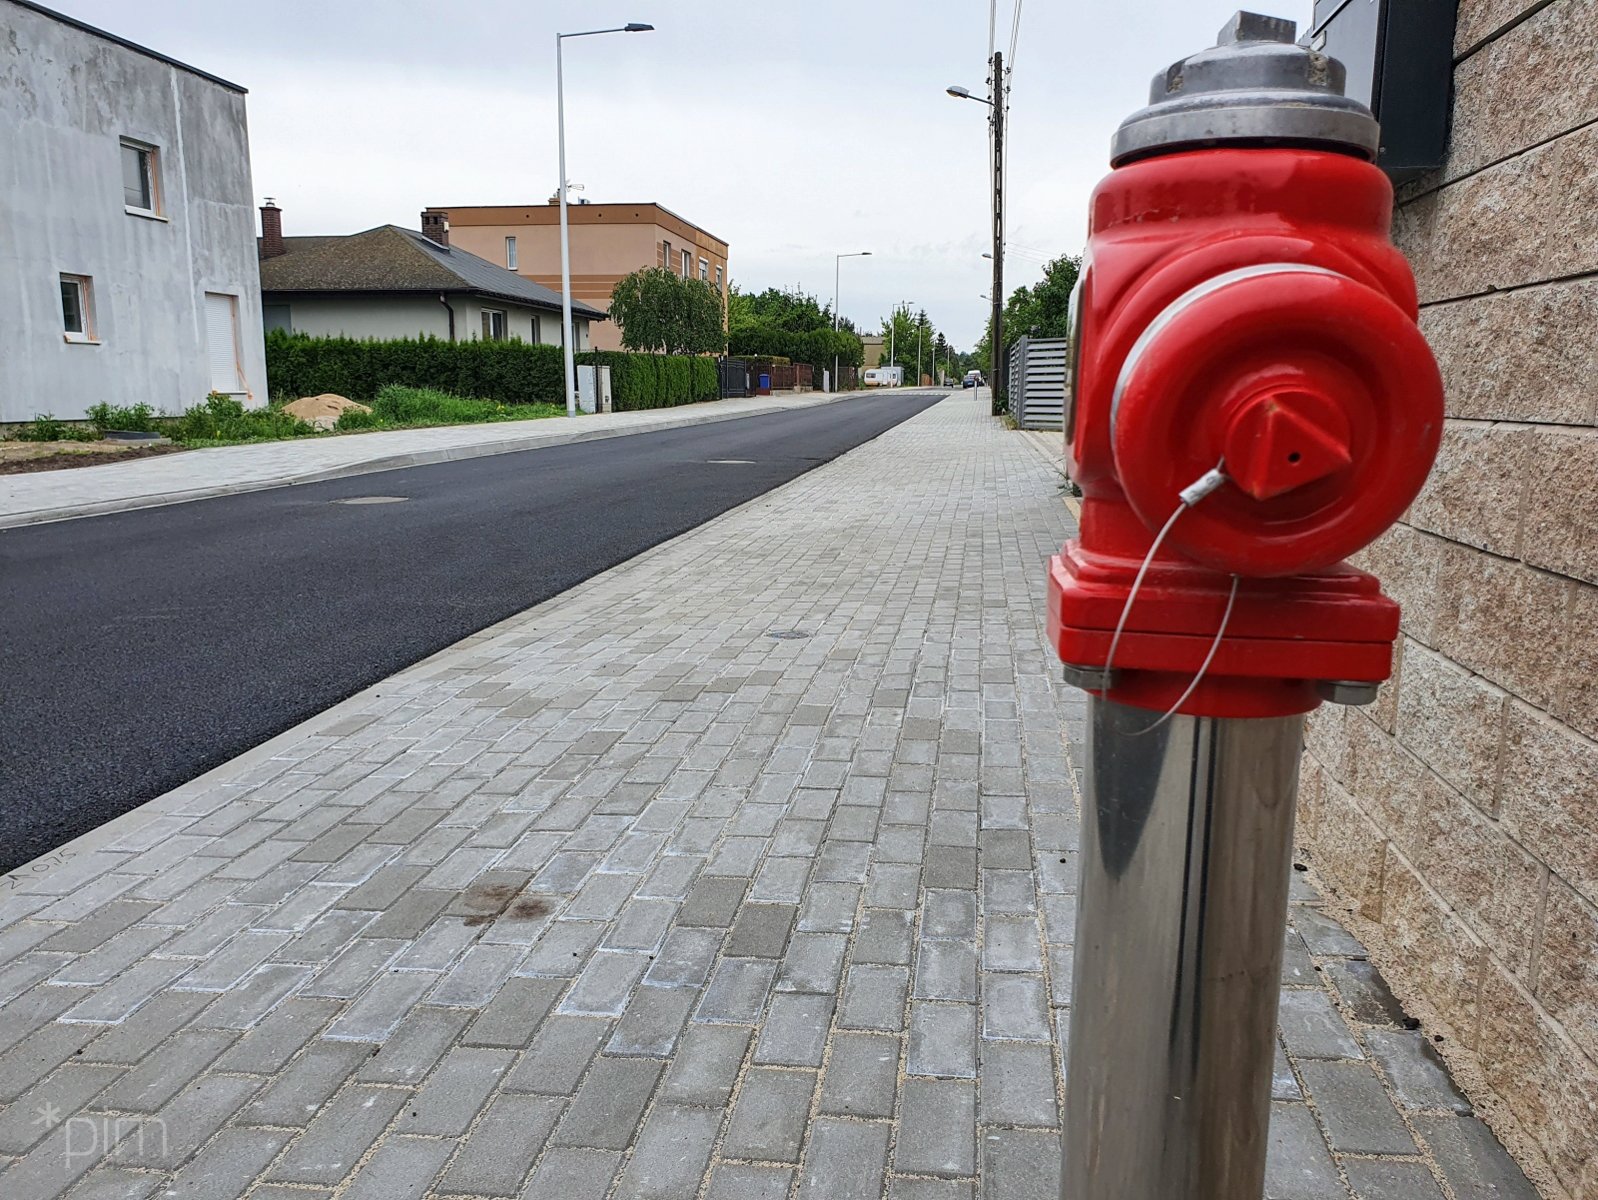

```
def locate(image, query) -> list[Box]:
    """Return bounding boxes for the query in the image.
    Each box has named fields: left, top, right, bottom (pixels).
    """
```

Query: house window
left=205, top=292, right=245, bottom=394
left=482, top=309, right=507, bottom=340
left=715, top=265, right=723, bottom=290
left=530, top=314, right=540, bottom=343
left=263, top=304, right=292, bottom=334
left=60, top=274, right=97, bottom=342
left=699, top=257, right=709, bottom=281
left=681, top=249, right=691, bottom=278
left=121, top=139, right=160, bottom=215
left=661, top=239, right=671, bottom=270
left=505, top=236, right=518, bottom=271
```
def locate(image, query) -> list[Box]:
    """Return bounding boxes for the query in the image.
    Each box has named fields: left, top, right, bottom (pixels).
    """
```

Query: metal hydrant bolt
left=1050, top=12, right=1443, bottom=1200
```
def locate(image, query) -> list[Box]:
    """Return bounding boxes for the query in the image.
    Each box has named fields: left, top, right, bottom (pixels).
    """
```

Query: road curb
left=0, top=390, right=874, bottom=531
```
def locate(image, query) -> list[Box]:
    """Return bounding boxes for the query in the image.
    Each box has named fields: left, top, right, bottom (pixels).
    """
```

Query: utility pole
left=916, top=314, right=924, bottom=387
left=990, top=49, right=1005, bottom=416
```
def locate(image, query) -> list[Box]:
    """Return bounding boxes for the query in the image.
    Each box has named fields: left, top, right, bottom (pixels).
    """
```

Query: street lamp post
left=557, top=22, right=653, bottom=418
left=833, top=251, right=871, bottom=393
left=947, top=50, right=1006, bottom=414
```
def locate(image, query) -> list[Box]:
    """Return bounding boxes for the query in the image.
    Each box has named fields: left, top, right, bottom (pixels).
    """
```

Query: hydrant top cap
left=1110, top=9, right=1381, bottom=167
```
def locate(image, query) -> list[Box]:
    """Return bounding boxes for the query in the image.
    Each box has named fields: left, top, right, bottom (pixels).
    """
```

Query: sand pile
left=282, top=394, right=372, bottom=431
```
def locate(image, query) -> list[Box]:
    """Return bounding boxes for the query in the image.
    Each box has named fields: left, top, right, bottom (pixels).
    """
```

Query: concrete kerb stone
left=0, top=388, right=867, bottom=532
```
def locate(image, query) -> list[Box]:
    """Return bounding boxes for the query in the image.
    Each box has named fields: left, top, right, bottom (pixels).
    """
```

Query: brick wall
left=1298, top=2, right=1598, bottom=1195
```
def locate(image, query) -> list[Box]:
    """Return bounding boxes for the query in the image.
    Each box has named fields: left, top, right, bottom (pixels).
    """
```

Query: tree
left=726, top=285, right=863, bottom=379
left=976, top=253, right=1082, bottom=368
left=608, top=267, right=726, bottom=355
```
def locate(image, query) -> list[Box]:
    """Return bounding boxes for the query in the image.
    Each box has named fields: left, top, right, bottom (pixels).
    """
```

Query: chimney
left=420, top=209, right=450, bottom=247
left=260, top=197, right=284, bottom=258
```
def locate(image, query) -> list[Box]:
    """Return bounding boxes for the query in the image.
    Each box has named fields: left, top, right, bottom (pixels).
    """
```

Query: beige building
left=433, top=202, right=729, bottom=352
left=1299, top=2, right=1598, bottom=1195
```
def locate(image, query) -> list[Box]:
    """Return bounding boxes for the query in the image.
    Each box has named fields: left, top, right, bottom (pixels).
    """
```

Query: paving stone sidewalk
left=0, top=394, right=1539, bottom=1198
left=0, top=386, right=854, bottom=530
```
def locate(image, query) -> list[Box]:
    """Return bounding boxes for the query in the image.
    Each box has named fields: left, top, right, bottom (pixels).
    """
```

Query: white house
left=258, top=205, right=606, bottom=349
left=0, top=0, right=269, bottom=423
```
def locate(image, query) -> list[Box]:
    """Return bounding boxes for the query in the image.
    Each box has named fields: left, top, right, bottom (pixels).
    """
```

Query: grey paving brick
left=504, top=1014, right=611, bottom=1094
left=0, top=1064, right=121, bottom=1154
left=819, top=1031, right=900, bottom=1117
left=853, top=908, right=915, bottom=966
left=639, top=855, right=701, bottom=901
left=1264, top=1101, right=1344, bottom=1200
left=559, top=951, right=650, bottom=1017
left=724, top=1067, right=816, bottom=1162
left=1290, top=906, right=1367, bottom=957
left=1298, top=1060, right=1416, bottom=1154
left=604, top=899, right=677, bottom=952
left=521, top=1147, right=621, bottom=1200
left=79, top=989, right=214, bottom=1066
left=324, top=970, right=437, bottom=1041
left=1278, top=989, right=1365, bottom=1060
left=1048, top=943, right=1075, bottom=1006
left=755, top=992, right=835, bottom=1067
left=360, top=888, right=451, bottom=938
left=1365, top=1030, right=1472, bottom=1113
left=1414, top=1113, right=1542, bottom=1200
left=269, top=1083, right=410, bottom=1185
left=866, top=862, right=921, bottom=909
left=551, top=1055, right=663, bottom=1150
left=340, top=1134, right=452, bottom=1200
left=889, top=1178, right=975, bottom=1200
left=727, top=903, right=799, bottom=958
left=839, top=964, right=909, bottom=1031
left=609, top=985, right=697, bottom=1057
left=1325, top=959, right=1408, bottom=1027
left=1342, top=1159, right=1447, bottom=1200
left=613, top=1103, right=723, bottom=1199
left=908, top=1001, right=977, bottom=1079
left=923, top=889, right=977, bottom=940
left=298, top=936, right=405, bottom=1000
left=676, top=876, right=747, bottom=928
left=797, top=1116, right=890, bottom=1200
left=59, top=957, right=189, bottom=1024
left=37, top=900, right=159, bottom=955
left=1040, top=893, right=1076, bottom=944
left=465, top=976, right=566, bottom=1048
left=981, top=1127, right=1062, bottom=1200
left=981, top=972, right=1050, bottom=1041
left=984, top=915, right=1043, bottom=972
left=894, top=1077, right=975, bottom=1176
left=54, top=1166, right=164, bottom=1199
left=401, top=1045, right=513, bottom=1135
left=774, top=932, right=847, bottom=995
left=979, top=1039, right=1058, bottom=1127
left=981, top=869, right=1037, bottom=915
left=519, top=920, right=605, bottom=977
left=659, top=1024, right=750, bottom=1107
left=644, top=927, right=723, bottom=989
left=0, top=1021, right=100, bottom=1101
left=216, top=962, right=323, bottom=1030
left=1274, top=1041, right=1302, bottom=1101
left=441, top=1091, right=563, bottom=1196
left=705, top=1164, right=794, bottom=1200
left=797, top=882, right=859, bottom=933
left=161, top=1126, right=293, bottom=1198
left=110, top=1072, right=261, bottom=1171
left=91, top=1029, right=236, bottom=1114
left=237, top=1040, right=370, bottom=1126
left=695, top=957, right=777, bottom=1024
left=357, top=1005, right=472, bottom=1084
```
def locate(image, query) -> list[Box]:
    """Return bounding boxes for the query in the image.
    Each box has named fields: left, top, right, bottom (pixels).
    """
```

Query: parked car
left=962, top=370, right=985, bottom=389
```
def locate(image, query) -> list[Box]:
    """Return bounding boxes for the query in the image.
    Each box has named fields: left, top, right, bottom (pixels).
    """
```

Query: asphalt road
left=0, top=391, right=944, bottom=872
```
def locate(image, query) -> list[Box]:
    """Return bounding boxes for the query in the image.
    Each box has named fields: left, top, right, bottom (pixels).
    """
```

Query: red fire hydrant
left=1052, top=13, right=1443, bottom=1199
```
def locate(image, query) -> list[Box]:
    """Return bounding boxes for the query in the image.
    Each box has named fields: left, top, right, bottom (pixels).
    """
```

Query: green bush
left=355, top=385, right=562, bottom=429
left=170, top=393, right=318, bottom=445
left=265, top=330, right=718, bottom=414
left=13, top=415, right=99, bottom=442
left=87, top=402, right=161, bottom=434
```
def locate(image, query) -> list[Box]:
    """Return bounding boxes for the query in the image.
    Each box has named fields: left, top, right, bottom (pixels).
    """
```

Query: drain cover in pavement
left=767, top=630, right=812, bottom=640
left=706, top=459, right=757, bottom=465
left=333, top=496, right=408, bottom=505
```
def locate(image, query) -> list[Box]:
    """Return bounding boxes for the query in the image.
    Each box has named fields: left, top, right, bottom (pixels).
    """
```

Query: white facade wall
left=266, top=294, right=588, bottom=351
left=0, top=2, right=267, bottom=422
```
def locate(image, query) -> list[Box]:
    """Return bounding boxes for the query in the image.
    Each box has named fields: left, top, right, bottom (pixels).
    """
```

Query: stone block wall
left=1297, top=2, right=1598, bottom=1195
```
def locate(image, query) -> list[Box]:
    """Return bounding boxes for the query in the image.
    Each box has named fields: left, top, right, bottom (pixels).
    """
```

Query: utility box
left=1308, top=0, right=1459, bottom=184
left=576, top=364, right=613, bottom=414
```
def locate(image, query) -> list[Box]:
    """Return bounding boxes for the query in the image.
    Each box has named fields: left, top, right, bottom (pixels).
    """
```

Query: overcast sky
left=62, top=0, right=1314, bottom=347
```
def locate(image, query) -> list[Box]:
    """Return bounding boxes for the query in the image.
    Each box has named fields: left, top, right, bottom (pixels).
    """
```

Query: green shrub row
left=265, top=331, right=718, bottom=412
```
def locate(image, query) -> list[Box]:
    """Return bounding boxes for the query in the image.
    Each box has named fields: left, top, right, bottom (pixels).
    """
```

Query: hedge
left=265, top=331, right=718, bottom=412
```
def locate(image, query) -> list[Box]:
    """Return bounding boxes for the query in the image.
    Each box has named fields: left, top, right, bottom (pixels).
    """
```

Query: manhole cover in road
left=767, top=630, right=812, bottom=640
left=332, top=496, right=408, bottom=505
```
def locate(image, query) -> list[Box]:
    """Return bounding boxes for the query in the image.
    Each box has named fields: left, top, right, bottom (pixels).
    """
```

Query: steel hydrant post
left=1064, top=701, right=1304, bottom=1198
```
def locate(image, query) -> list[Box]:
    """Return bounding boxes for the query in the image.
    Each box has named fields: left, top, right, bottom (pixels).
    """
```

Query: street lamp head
left=861, top=251, right=873, bottom=256
left=947, top=85, right=972, bottom=99
left=981, top=252, right=993, bottom=259
left=624, top=23, right=654, bottom=31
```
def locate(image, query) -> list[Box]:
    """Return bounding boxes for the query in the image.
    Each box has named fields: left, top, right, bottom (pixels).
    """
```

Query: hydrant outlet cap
left=1110, top=10, right=1380, bottom=166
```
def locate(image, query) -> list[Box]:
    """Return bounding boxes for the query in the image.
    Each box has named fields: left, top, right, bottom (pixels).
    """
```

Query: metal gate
left=718, top=357, right=750, bottom=398
left=1006, top=336, right=1068, bottom=430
